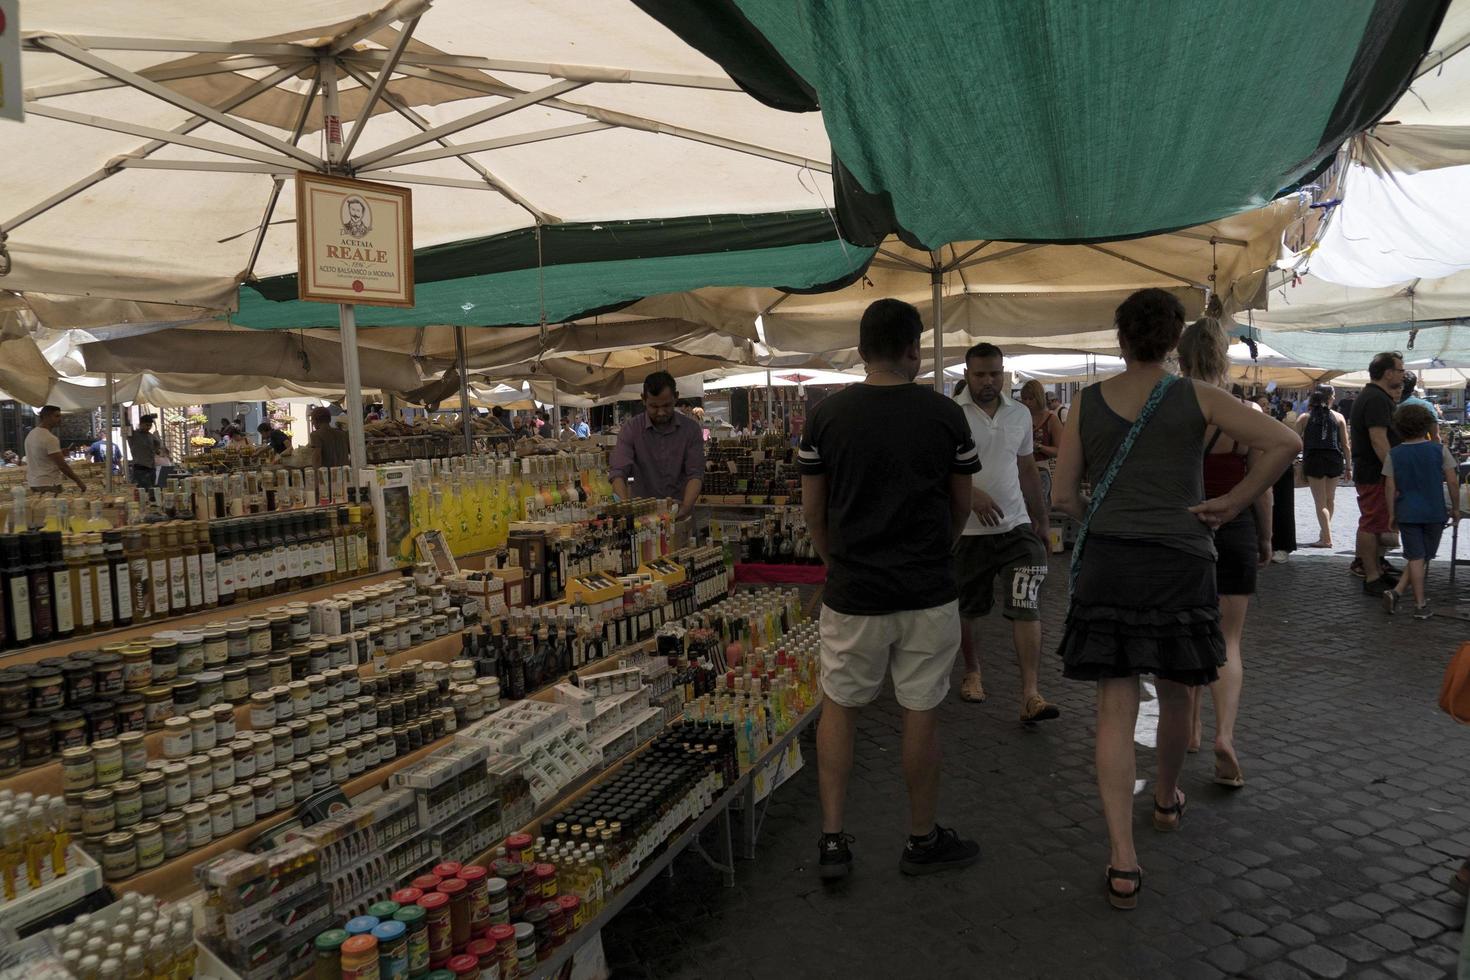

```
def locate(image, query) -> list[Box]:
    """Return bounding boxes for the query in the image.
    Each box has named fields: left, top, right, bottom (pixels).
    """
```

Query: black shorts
left=1302, top=449, right=1344, bottom=480
left=953, top=525, right=1047, bottom=621
left=1213, top=511, right=1258, bottom=596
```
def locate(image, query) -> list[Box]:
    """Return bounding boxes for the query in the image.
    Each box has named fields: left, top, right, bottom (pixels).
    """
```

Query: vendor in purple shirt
left=609, top=371, right=705, bottom=514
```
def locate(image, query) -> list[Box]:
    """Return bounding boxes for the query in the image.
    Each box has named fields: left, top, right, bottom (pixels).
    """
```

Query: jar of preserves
left=145, top=638, right=179, bottom=684
left=112, top=779, right=142, bottom=828
left=208, top=746, right=236, bottom=791
left=206, top=793, right=233, bottom=837
left=174, top=631, right=205, bottom=675
left=62, top=746, right=96, bottom=792
left=248, top=692, right=276, bottom=729
left=289, top=718, right=310, bottom=757
left=133, top=820, right=163, bottom=870
left=342, top=739, right=365, bottom=776
left=159, top=811, right=188, bottom=858
left=247, top=617, right=272, bottom=656
left=142, top=687, right=174, bottom=729
left=162, top=762, right=191, bottom=808
left=91, top=652, right=126, bottom=697
left=82, top=788, right=116, bottom=835
left=117, top=730, right=147, bottom=776
left=195, top=671, right=224, bottom=708
left=201, top=627, right=229, bottom=669
left=327, top=746, right=349, bottom=782
left=272, top=769, right=294, bottom=810
left=101, top=831, right=138, bottom=882
left=90, top=736, right=122, bottom=785
left=169, top=679, right=199, bottom=714
left=251, top=730, right=275, bottom=773
left=161, top=717, right=192, bottom=760
left=51, top=710, right=88, bottom=753
left=212, top=702, right=236, bottom=741
left=308, top=753, right=331, bottom=790
left=29, top=665, right=66, bottom=712
left=113, top=692, right=147, bottom=735
left=182, top=801, right=211, bottom=847
left=227, top=784, right=255, bottom=828
left=272, top=685, right=292, bottom=722
left=250, top=776, right=276, bottom=817
left=62, top=660, right=96, bottom=707
left=137, top=770, right=166, bottom=818
left=221, top=666, right=248, bottom=704
left=271, top=725, right=293, bottom=765
left=245, top=659, right=271, bottom=695
left=289, top=760, right=312, bottom=801
left=186, top=754, right=213, bottom=798
left=188, top=708, right=217, bottom=752
left=225, top=621, right=250, bottom=662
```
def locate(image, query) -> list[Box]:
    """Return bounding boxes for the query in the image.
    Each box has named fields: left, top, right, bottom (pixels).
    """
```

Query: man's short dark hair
left=1393, top=403, right=1436, bottom=440
left=859, top=298, right=923, bottom=362
left=643, top=371, right=677, bottom=398
left=1114, top=289, right=1186, bottom=363
left=1401, top=370, right=1418, bottom=393
left=965, top=342, right=1004, bottom=365
left=256, top=422, right=273, bottom=434
left=1368, top=351, right=1403, bottom=380
left=675, top=398, right=692, bottom=409
left=38, top=405, right=60, bottom=419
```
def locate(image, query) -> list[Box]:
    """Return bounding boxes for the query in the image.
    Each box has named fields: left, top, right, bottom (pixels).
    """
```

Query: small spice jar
left=221, top=667, right=248, bottom=704
left=120, top=646, right=152, bottom=693
left=133, top=820, right=163, bottom=870
left=225, top=621, right=250, bottom=662
left=327, top=746, right=349, bottom=782
left=174, top=631, right=205, bottom=675
left=186, top=754, right=213, bottom=798
left=227, top=784, right=255, bottom=828
left=161, top=717, right=192, bottom=760
left=248, top=692, right=276, bottom=729
left=272, top=685, right=293, bottom=722
left=117, top=730, right=147, bottom=776
left=308, top=753, right=331, bottom=791
left=112, top=779, right=142, bottom=828
left=206, top=793, right=233, bottom=837
left=159, top=811, right=187, bottom=858
left=91, top=652, right=125, bottom=697
left=62, top=745, right=96, bottom=792
left=201, top=627, right=229, bottom=669
left=145, top=639, right=179, bottom=685
left=51, top=709, right=88, bottom=753
left=247, top=617, right=272, bottom=656
left=90, top=736, right=123, bottom=785
left=208, top=746, right=236, bottom=791
left=289, top=760, right=312, bottom=801
left=272, top=769, right=294, bottom=811
left=245, top=659, right=271, bottom=696
left=289, top=718, right=310, bottom=757
left=195, top=671, right=224, bottom=708
left=188, top=709, right=217, bottom=752
left=101, top=830, right=138, bottom=882
left=142, top=687, right=174, bottom=730
left=169, top=679, right=199, bottom=714
left=113, top=692, right=147, bottom=734
left=137, top=770, right=166, bottom=818
left=250, top=776, right=275, bottom=817
left=212, top=702, right=236, bottom=741
left=82, top=787, right=116, bottom=835
left=162, top=762, right=190, bottom=808
left=182, top=801, right=212, bottom=847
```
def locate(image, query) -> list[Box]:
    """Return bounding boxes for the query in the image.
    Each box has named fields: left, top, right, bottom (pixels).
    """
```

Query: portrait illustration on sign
left=341, top=195, right=372, bottom=238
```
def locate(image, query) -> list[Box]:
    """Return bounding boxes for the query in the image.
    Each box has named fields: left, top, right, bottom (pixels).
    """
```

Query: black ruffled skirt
left=1057, top=535, right=1225, bottom=687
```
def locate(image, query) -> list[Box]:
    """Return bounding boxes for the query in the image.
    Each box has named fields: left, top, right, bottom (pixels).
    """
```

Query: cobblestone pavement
left=603, top=489, right=1470, bottom=978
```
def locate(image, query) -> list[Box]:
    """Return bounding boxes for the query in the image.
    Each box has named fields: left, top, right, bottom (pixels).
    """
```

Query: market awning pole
left=104, top=371, right=115, bottom=493
left=765, top=370, right=773, bottom=429
left=454, top=325, right=472, bottom=456
left=551, top=386, right=560, bottom=431
left=322, top=58, right=368, bottom=481
left=931, top=259, right=944, bottom=391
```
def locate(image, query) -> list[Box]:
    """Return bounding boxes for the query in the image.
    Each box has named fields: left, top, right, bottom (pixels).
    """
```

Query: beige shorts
left=819, top=601, right=961, bottom=711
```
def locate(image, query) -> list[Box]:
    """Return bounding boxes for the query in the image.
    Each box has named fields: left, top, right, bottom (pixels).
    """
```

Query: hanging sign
left=295, top=172, right=414, bottom=307
left=0, top=0, right=21, bottom=122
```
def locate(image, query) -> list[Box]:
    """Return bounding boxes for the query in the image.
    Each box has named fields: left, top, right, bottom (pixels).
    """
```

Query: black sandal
left=1105, top=867, right=1142, bottom=910
left=1152, top=789, right=1186, bottom=832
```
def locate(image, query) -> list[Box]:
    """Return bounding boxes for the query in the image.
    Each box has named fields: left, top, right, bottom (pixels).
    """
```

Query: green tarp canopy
left=235, top=211, right=873, bottom=329
left=636, top=0, right=1450, bottom=247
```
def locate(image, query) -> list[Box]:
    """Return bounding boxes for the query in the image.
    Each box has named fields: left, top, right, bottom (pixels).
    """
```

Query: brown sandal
left=1152, top=789, right=1186, bottom=832
left=1105, top=867, right=1142, bottom=910
left=959, top=672, right=987, bottom=703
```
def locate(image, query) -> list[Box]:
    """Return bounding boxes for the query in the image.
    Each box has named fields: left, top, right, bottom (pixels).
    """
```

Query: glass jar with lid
left=270, top=725, right=293, bottom=766
left=208, top=746, right=236, bottom=791
left=117, top=731, right=147, bottom=776
left=188, top=709, right=217, bottom=752
left=212, top=702, right=236, bottom=742
left=161, top=718, right=192, bottom=760
left=101, top=831, right=138, bottom=881
left=221, top=666, right=248, bottom=704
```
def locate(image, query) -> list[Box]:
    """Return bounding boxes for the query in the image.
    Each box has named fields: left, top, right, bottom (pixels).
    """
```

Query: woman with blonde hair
left=1053, top=293, right=1298, bottom=909
left=1176, top=318, right=1274, bottom=788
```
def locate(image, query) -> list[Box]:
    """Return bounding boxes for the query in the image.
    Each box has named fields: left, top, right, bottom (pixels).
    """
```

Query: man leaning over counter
left=609, top=371, right=705, bottom=515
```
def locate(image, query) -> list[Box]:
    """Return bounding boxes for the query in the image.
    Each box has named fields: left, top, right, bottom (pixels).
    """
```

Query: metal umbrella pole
left=930, top=255, right=944, bottom=391
left=455, top=325, right=473, bottom=456
left=321, top=60, right=368, bottom=482
left=104, top=372, right=116, bottom=493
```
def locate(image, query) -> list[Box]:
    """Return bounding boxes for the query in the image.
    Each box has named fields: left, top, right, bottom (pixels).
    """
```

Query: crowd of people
left=800, top=289, right=1462, bottom=908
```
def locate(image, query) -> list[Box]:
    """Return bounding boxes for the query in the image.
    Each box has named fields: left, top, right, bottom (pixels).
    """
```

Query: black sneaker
left=1381, top=558, right=1400, bottom=576
left=899, top=825, right=980, bottom=876
left=1414, top=604, right=1434, bottom=621
left=818, top=832, right=854, bottom=880
left=1362, top=578, right=1392, bottom=597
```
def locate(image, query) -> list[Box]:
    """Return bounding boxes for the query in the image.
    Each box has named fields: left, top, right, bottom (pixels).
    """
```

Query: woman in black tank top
left=1052, top=290, right=1301, bottom=911
left=1294, top=386, right=1350, bottom=548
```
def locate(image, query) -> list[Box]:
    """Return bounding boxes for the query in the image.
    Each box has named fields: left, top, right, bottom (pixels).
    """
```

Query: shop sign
left=295, top=172, right=414, bottom=307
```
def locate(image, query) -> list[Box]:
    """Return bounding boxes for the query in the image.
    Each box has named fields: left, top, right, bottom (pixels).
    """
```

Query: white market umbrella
left=7, top=0, right=834, bottom=470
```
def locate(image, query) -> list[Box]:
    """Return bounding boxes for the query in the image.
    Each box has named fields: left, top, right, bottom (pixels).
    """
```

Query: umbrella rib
left=25, top=55, right=308, bottom=100
left=350, top=48, right=741, bottom=91
left=944, top=241, right=991, bottom=271
left=338, top=62, right=555, bottom=223
left=245, top=69, right=323, bottom=282
left=24, top=36, right=306, bottom=57
left=30, top=37, right=322, bottom=168
left=350, top=79, right=587, bottom=168
left=327, top=0, right=434, bottom=56
left=24, top=104, right=310, bottom=168
left=353, top=122, right=611, bottom=171
left=874, top=247, right=929, bottom=272
left=954, top=242, right=1048, bottom=270
left=7, top=59, right=310, bottom=234
left=340, top=18, right=422, bottom=161
left=1081, top=244, right=1204, bottom=288
left=380, top=62, right=829, bottom=173
left=114, top=159, right=297, bottom=175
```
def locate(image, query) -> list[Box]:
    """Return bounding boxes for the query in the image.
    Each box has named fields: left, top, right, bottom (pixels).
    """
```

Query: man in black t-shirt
left=800, top=298, right=981, bottom=882
left=1350, top=351, right=1405, bottom=594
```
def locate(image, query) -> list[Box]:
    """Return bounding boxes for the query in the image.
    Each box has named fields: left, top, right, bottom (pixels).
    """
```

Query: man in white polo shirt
left=952, top=344, right=1057, bottom=723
